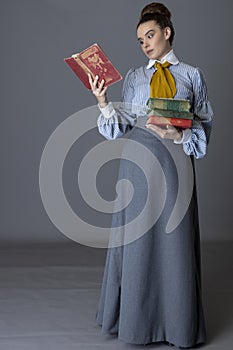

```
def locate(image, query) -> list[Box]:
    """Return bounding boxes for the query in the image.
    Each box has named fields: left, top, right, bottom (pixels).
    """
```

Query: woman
left=88, top=2, right=213, bottom=348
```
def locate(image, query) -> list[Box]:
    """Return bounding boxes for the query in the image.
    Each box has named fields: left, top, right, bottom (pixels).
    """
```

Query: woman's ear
left=164, top=27, right=171, bottom=40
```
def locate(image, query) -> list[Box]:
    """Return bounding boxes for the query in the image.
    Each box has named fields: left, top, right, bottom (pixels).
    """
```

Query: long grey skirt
left=95, top=116, right=207, bottom=348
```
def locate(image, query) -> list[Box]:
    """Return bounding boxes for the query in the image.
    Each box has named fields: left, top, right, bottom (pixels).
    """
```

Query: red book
left=64, top=43, right=122, bottom=90
left=147, top=115, right=192, bottom=129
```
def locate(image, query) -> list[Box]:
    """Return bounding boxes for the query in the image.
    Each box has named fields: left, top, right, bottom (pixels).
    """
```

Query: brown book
left=64, top=43, right=122, bottom=89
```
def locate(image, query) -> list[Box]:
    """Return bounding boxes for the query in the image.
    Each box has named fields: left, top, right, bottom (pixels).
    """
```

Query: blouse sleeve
left=97, top=68, right=138, bottom=140
left=182, top=67, right=214, bottom=159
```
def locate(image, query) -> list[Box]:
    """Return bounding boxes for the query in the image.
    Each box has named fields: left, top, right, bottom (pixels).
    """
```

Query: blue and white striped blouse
left=97, top=50, right=213, bottom=159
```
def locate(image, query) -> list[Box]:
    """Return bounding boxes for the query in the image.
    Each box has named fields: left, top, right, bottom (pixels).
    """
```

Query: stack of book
left=146, top=97, right=194, bottom=129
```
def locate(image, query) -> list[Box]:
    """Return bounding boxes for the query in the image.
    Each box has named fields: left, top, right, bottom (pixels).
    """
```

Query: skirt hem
left=96, top=321, right=206, bottom=348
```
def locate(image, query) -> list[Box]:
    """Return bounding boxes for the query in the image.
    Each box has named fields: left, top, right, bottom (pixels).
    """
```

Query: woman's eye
left=148, top=34, right=153, bottom=39
left=139, top=40, right=144, bottom=45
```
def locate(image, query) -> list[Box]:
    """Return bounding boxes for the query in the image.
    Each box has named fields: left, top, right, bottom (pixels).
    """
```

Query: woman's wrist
left=98, top=101, right=115, bottom=119
left=98, top=96, right=108, bottom=108
left=98, top=101, right=108, bottom=108
left=174, top=129, right=183, bottom=142
left=174, top=129, right=192, bottom=144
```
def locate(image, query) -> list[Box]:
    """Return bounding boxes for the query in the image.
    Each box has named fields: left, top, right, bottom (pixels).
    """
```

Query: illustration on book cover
left=80, top=45, right=113, bottom=83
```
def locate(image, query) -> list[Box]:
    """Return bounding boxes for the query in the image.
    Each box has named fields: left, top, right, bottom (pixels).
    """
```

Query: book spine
left=147, top=98, right=191, bottom=112
left=148, top=115, right=192, bottom=129
left=147, top=109, right=194, bottom=120
left=64, top=56, right=93, bottom=89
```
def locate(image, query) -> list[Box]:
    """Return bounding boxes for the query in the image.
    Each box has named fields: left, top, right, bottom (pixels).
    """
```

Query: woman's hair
left=137, top=2, right=175, bottom=45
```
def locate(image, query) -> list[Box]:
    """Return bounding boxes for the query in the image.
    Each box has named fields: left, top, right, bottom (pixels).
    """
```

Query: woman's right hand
left=88, top=74, right=108, bottom=108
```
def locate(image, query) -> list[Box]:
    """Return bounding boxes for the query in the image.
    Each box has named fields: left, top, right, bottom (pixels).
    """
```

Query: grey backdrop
left=1, top=0, right=232, bottom=246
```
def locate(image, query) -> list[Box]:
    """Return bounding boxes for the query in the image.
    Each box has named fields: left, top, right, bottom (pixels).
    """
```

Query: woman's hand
left=88, top=74, right=108, bottom=108
left=145, top=117, right=183, bottom=142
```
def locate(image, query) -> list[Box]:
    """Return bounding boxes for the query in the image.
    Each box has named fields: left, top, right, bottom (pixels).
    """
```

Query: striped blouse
left=97, top=51, right=213, bottom=159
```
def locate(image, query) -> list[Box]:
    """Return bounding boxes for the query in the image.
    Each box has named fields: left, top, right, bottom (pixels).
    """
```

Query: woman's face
left=137, top=20, right=171, bottom=61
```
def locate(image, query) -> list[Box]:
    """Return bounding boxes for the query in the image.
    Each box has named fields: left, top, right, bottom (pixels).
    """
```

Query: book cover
left=64, top=43, right=122, bottom=90
left=147, top=108, right=194, bottom=120
left=147, top=115, right=192, bottom=129
left=147, top=97, right=191, bottom=112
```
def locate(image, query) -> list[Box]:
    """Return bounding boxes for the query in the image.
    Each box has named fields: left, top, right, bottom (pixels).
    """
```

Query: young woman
left=88, top=2, right=213, bottom=348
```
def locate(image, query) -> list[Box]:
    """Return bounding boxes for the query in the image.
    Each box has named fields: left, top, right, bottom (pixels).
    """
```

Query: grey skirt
left=95, top=115, right=207, bottom=348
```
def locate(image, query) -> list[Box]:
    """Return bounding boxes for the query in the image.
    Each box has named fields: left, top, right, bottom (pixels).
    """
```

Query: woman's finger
left=88, top=74, right=99, bottom=89
left=97, top=78, right=105, bottom=90
left=93, top=75, right=99, bottom=89
left=146, top=123, right=163, bottom=134
left=99, top=85, right=108, bottom=96
left=88, top=73, right=94, bottom=90
left=146, top=123, right=169, bottom=138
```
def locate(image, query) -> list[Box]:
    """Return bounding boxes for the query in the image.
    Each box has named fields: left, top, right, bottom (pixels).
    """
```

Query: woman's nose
left=143, top=40, right=149, bottom=49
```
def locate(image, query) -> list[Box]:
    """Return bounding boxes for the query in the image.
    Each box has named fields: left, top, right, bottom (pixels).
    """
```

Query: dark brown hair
left=137, top=2, right=175, bottom=45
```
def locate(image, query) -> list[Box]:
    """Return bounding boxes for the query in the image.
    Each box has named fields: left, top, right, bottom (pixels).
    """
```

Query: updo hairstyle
left=137, top=2, right=175, bottom=45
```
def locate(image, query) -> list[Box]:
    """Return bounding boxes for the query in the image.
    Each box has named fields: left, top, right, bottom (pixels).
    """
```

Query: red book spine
left=64, top=56, right=92, bottom=89
left=147, top=115, right=192, bottom=129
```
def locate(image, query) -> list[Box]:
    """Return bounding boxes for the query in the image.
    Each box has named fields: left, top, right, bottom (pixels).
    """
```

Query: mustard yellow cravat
left=150, top=61, right=177, bottom=98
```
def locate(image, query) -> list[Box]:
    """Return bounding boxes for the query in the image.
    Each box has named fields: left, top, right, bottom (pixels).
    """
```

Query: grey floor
left=0, top=241, right=232, bottom=350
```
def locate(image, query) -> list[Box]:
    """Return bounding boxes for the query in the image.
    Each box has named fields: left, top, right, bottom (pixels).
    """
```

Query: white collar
left=146, top=49, right=179, bottom=69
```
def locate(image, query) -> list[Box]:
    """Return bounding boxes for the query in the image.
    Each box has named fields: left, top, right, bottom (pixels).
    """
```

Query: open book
left=64, top=43, right=122, bottom=90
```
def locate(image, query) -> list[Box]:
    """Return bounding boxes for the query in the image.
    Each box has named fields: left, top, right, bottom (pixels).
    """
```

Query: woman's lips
left=147, top=49, right=153, bottom=55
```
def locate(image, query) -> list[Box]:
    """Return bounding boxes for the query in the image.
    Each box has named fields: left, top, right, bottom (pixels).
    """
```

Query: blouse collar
left=146, top=49, right=179, bottom=69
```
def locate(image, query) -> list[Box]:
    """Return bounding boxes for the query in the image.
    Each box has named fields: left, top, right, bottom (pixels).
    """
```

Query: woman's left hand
left=145, top=117, right=183, bottom=142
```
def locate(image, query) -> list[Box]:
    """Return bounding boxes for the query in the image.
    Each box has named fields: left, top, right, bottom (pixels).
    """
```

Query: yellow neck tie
left=150, top=61, right=177, bottom=98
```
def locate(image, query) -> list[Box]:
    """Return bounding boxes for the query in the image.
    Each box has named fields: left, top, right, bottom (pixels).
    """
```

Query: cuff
left=174, top=128, right=192, bottom=144
left=98, top=102, right=115, bottom=119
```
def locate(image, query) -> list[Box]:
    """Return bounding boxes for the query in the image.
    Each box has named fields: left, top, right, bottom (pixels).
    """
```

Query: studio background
left=1, top=0, right=232, bottom=247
